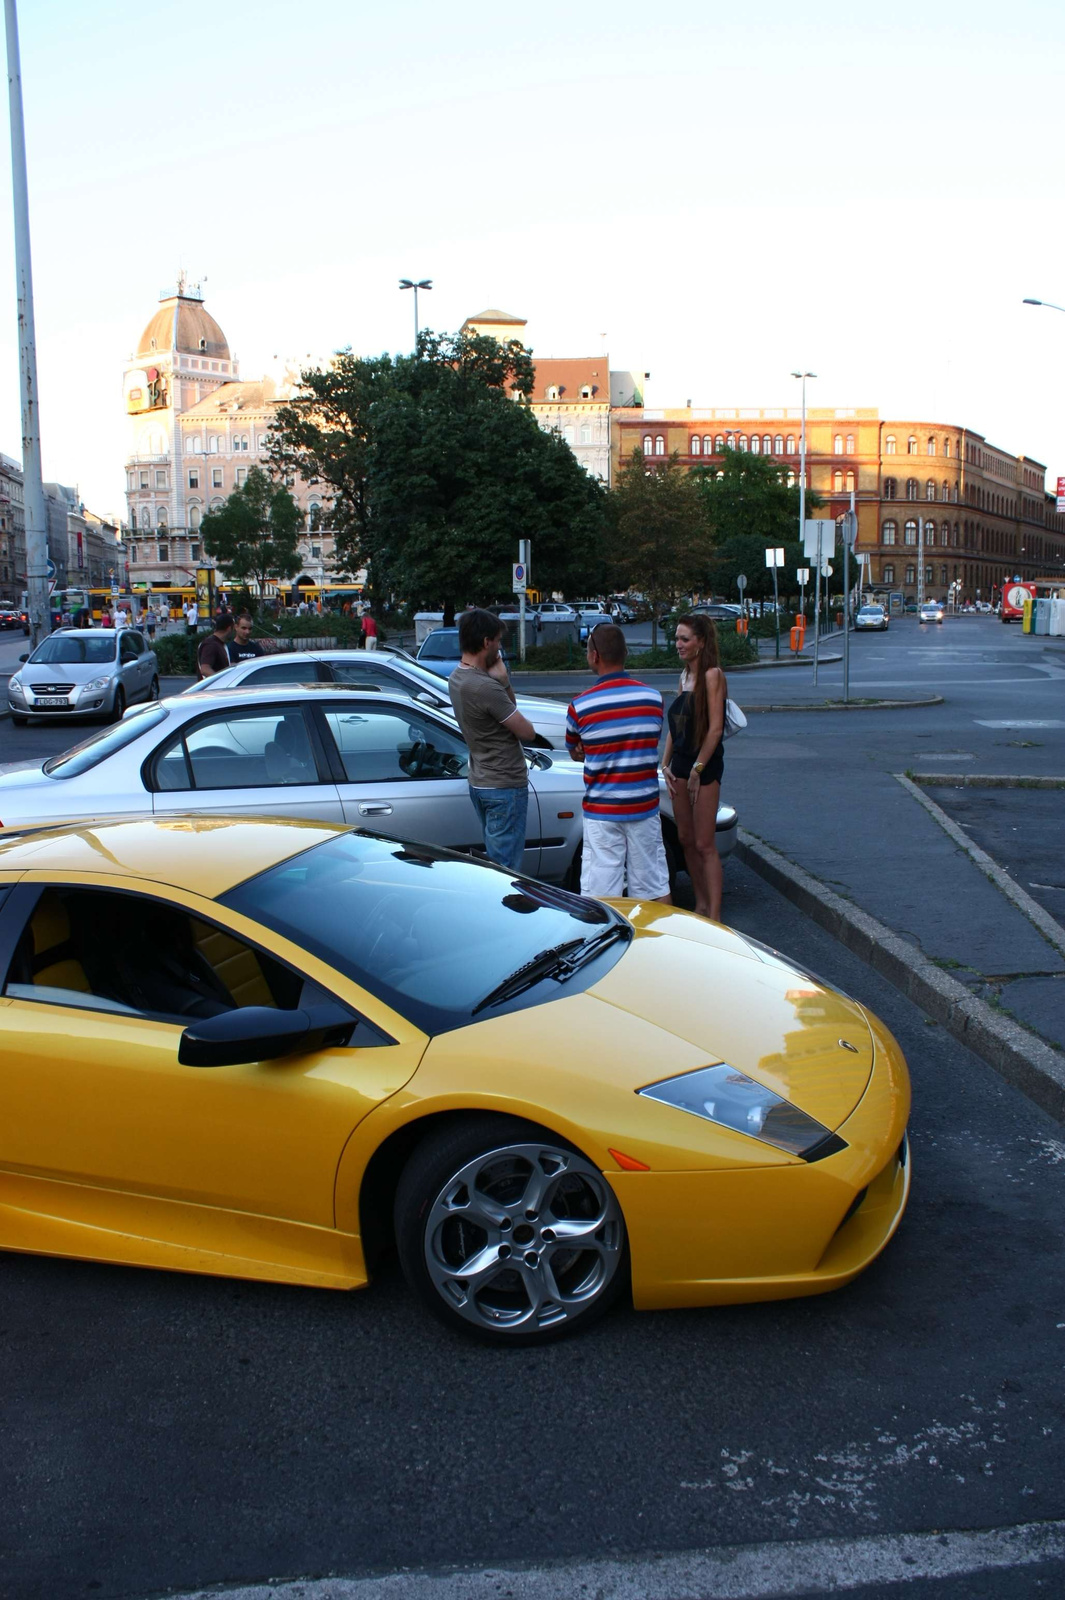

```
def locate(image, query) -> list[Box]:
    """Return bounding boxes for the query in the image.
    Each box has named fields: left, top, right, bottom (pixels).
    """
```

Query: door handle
left=358, top=802, right=393, bottom=815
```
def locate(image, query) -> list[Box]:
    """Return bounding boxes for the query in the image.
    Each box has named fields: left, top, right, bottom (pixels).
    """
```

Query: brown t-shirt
left=448, top=665, right=529, bottom=789
left=197, top=633, right=231, bottom=679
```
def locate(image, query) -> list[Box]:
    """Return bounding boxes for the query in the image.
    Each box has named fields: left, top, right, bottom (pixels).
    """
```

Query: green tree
left=608, top=450, right=711, bottom=645
left=694, top=447, right=823, bottom=605
left=200, top=467, right=303, bottom=597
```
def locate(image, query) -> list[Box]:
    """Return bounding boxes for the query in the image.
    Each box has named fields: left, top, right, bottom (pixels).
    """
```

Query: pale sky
left=1, top=0, right=1064, bottom=518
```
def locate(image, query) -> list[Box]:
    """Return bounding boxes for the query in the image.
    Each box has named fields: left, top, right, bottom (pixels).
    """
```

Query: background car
left=537, top=601, right=578, bottom=623
left=691, top=602, right=743, bottom=623
left=7, top=628, right=159, bottom=725
left=0, top=685, right=737, bottom=886
left=576, top=607, right=613, bottom=641
left=414, top=627, right=467, bottom=678
left=919, top=601, right=944, bottom=624
left=854, top=604, right=889, bottom=631
left=0, top=814, right=911, bottom=1344
left=185, top=647, right=571, bottom=750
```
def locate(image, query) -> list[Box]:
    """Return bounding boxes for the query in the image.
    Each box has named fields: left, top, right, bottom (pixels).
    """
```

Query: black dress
left=668, top=687, right=724, bottom=785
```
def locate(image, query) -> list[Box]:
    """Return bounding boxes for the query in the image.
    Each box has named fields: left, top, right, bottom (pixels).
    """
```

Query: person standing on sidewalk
left=448, top=609, right=535, bottom=873
left=228, top=611, right=265, bottom=664
left=361, top=610, right=378, bottom=651
left=662, top=613, right=726, bottom=922
left=196, top=611, right=234, bottom=680
left=566, top=623, right=671, bottom=903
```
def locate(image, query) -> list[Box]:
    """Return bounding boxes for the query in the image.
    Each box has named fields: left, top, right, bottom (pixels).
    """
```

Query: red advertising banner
left=1057, top=474, right=1065, bottom=511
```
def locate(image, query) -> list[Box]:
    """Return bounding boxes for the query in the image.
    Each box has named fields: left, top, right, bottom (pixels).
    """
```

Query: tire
left=147, top=676, right=160, bottom=702
left=395, top=1116, right=628, bottom=1345
left=9, top=713, right=26, bottom=726
left=110, top=686, right=126, bottom=723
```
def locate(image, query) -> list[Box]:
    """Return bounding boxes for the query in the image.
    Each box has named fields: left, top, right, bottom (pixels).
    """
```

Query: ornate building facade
left=611, top=407, right=1065, bottom=602
left=123, top=280, right=336, bottom=592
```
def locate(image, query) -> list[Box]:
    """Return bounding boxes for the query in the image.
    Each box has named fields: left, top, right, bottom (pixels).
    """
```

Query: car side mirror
left=178, top=1001, right=356, bottom=1068
left=416, top=690, right=442, bottom=706
left=19, top=653, right=28, bottom=662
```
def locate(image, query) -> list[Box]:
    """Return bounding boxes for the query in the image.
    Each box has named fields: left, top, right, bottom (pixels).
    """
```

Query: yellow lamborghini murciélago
left=0, top=816, right=910, bottom=1344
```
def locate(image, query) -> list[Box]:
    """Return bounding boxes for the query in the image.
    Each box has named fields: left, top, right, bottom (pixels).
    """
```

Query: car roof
left=165, top=682, right=449, bottom=715
left=0, top=814, right=346, bottom=898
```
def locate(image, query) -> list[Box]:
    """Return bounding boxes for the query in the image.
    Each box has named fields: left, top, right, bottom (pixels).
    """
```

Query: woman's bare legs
left=673, top=779, right=722, bottom=920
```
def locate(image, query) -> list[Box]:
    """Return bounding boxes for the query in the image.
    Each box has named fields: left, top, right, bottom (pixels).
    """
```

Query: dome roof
left=136, top=294, right=230, bottom=360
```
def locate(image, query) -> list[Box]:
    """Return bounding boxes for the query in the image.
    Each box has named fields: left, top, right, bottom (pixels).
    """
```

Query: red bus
left=1001, top=578, right=1065, bottom=623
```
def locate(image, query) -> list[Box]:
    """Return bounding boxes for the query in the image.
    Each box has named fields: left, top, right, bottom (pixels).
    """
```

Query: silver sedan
left=184, top=647, right=571, bottom=750
left=0, top=685, right=737, bottom=888
left=7, top=628, right=160, bottom=724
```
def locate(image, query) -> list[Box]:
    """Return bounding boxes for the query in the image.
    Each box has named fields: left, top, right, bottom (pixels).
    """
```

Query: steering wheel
left=402, top=739, right=428, bottom=777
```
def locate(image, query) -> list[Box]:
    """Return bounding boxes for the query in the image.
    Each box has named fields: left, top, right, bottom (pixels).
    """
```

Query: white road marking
left=160, top=1520, right=1065, bottom=1599
left=975, top=721, right=1065, bottom=729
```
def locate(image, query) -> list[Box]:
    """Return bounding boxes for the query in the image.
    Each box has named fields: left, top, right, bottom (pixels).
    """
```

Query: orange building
left=611, top=407, right=1065, bottom=602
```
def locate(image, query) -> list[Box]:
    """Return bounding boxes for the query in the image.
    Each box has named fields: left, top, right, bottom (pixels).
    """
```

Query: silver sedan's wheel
left=395, top=1119, right=627, bottom=1344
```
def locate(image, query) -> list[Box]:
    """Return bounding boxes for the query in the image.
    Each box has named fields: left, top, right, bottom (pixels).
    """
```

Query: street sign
left=764, top=547, right=785, bottom=568
left=821, top=561, right=833, bottom=577
left=840, top=511, right=858, bottom=549
left=803, top=519, right=835, bottom=560
left=512, top=562, right=526, bottom=593
left=736, top=573, right=747, bottom=592
left=45, top=557, right=56, bottom=580
left=797, top=567, right=810, bottom=584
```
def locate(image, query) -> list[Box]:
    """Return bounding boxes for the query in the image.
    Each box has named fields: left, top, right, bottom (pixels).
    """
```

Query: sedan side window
left=330, top=661, right=405, bottom=692
left=151, top=708, right=321, bottom=790
left=322, top=708, right=468, bottom=782
left=3, top=886, right=304, bottom=1021
left=243, top=661, right=326, bottom=685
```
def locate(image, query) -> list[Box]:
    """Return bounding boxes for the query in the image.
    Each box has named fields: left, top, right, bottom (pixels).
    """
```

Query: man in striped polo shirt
left=565, top=622, right=671, bottom=902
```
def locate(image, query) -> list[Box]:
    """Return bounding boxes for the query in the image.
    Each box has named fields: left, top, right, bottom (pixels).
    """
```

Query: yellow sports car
left=0, top=815, right=910, bottom=1344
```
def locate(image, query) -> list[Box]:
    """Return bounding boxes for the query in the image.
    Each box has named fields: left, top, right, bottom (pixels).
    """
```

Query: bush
left=154, top=634, right=199, bottom=676
left=509, top=639, right=585, bottom=671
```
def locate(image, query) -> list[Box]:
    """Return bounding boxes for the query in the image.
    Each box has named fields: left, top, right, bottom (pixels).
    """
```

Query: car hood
left=514, top=693, right=567, bottom=720
left=19, top=660, right=116, bottom=683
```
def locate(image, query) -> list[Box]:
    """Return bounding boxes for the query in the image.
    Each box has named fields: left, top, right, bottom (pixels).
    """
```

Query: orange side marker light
left=608, top=1148, right=651, bottom=1172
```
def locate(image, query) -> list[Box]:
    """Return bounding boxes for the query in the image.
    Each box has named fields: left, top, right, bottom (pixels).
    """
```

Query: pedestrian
left=185, top=597, right=199, bottom=636
left=661, top=613, right=727, bottom=922
left=100, top=606, right=111, bottom=628
left=145, top=605, right=157, bottom=643
left=447, top=607, right=535, bottom=873
left=361, top=610, right=378, bottom=651
left=565, top=622, right=671, bottom=904
left=228, top=611, right=265, bottom=664
left=196, top=610, right=234, bottom=679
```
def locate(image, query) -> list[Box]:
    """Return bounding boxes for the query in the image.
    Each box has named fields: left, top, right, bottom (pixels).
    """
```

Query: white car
left=7, top=627, right=160, bottom=724
left=0, top=685, right=738, bottom=887
left=919, top=601, right=944, bottom=624
left=184, top=648, right=571, bottom=750
left=537, top=602, right=578, bottom=622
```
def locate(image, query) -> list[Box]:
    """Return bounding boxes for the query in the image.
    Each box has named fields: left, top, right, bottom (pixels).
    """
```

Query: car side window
left=329, top=661, right=403, bottom=692
left=120, top=635, right=139, bottom=662
left=243, top=660, right=325, bottom=685
left=321, top=707, right=468, bottom=783
left=3, top=886, right=303, bottom=1021
left=151, top=708, right=321, bottom=790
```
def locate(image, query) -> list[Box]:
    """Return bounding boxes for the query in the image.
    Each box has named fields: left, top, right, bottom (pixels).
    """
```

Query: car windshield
left=419, top=632, right=460, bottom=659
left=859, top=607, right=883, bottom=615
left=43, top=705, right=170, bottom=778
left=221, top=832, right=626, bottom=1034
left=29, top=635, right=116, bottom=665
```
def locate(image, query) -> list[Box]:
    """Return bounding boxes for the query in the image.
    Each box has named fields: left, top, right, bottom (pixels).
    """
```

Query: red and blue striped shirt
left=566, top=673, right=663, bottom=819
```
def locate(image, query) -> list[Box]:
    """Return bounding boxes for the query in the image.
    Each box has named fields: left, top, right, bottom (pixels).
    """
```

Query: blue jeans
left=468, top=784, right=529, bottom=873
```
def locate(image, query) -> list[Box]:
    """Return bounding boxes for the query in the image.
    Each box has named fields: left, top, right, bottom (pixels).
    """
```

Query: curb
left=740, top=695, right=944, bottom=714
left=912, top=773, right=1065, bottom=790
left=894, top=774, right=1065, bottom=960
left=734, top=829, right=1065, bottom=1126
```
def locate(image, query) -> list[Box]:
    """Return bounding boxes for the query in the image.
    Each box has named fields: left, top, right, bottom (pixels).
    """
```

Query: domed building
left=123, top=277, right=339, bottom=599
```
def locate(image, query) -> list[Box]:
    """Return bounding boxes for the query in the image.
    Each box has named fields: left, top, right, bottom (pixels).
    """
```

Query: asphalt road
left=3, top=617, right=1065, bottom=1599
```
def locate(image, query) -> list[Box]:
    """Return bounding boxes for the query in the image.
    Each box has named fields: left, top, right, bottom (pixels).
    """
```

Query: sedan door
left=313, top=699, right=542, bottom=876
left=149, top=703, right=346, bottom=822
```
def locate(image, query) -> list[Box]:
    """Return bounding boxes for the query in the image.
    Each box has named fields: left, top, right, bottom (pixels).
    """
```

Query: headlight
left=83, top=675, right=112, bottom=692
left=8, top=677, right=24, bottom=698
left=639, top=1063, right=846, bottom=1160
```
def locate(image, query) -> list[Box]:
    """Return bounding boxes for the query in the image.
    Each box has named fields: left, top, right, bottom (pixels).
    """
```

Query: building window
left=158, top=543, right=169, bottom=562
left=129, top=546, right=137, bottom=563
left=906, top=479, right=918, bottom=500
left=156, top=507, right=168, bottom=527
left=925, top=523, right=935, bottom=546
left=883, top=477, right=896, bottom=499
left=642, top=435, right=652, bottom=453
left=691, top=434, right=701, bottom=455
left=763, top=434, right=772, bottom=454
left=904, top=520, right=918, bottom=545
left=654, top=436, right=665, bottom=455
left=834, top=434, right=843, bottom=453
left=579, top=386, right=592, bottom=400
left=907, top=437, right=917, bottom=454
left=563, top=426, right=575, bottom=445
left=882, top=520, right=897, bottom=544
left=905, top=564, right=915, bottom=583
left=311, top=544, right=321, bottom=559
left=845, top=434, right=855, bottom=454
left=846, top=471, right=855, bottom=492
left=750, top=434, right=761, bottom=453
left=309, top=503, right=322, bottom=531
left=786, top=470, right=796, bottom=488
left=926, top=480, right=936, bottom=501
left=189, top=505, right=201, bottom=529
left=715, top=434, right=725, bottom=453
left=774, top=434, right=784, bottom=454
left=155, top=470, right=167, bottom=488
left=940, top=564, right=948, bottom=584
left=579, top=423, right=591, bottom=445
left=941, top=521, right=950, bottom=544
left=925, top=565, right=933, bottom=583
left=235, top=467, right=247, bottom=485
left=188, top=469, right=200, bottom=489
left=885, top=435, right=896, bottom=454
left=833, top=470, right=843, bottom=491
left=927, top=436, right=936, bottom=455
left=139, top=471, right=149, bottom=489
left=883, top=564, right=895, bottom=583
left=943, top=439, right=951, bottom=459
left=546, top=386, right=560, bottom=401
left=785, top=435, right=795, bottom=453
left=208, top=436, right=219, bottom=453
left=190, top=543, right=200, bottom=561
left=139, top=507, right=150, bottom=529
left=211, top=467, right=222, bottom=488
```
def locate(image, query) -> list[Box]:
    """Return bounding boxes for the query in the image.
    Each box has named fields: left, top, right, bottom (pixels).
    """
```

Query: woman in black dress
left=662, top=613, right=727, bottom=921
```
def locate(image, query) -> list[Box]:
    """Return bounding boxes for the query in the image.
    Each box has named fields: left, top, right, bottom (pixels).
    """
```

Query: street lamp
left=791, top=371, right=817, bottom=673
left=1023, top=298, right=1065, bottom=314
left=399, top=278, right=432, bottom=352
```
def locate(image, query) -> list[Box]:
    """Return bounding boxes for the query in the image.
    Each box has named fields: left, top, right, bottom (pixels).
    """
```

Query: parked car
left=415, top=628, right=467, bottom=678
left=577, top=608, right=613, bottom=642
left=854, top=605, right=889, bottom=632
left=537, top=601, right=578, bottom=623
left=691, top=603, right=744, bottom=624
left=0, top=685, right=738, bottom=884
left=0, top=812, right=910, bottom=1344
left=0, top=608, right=21, bottom=630
left=919, top=601, right=944, bottom=624
left=7, top=627, right=159, bottom=725
left=184, top=647, right=571, bottom=750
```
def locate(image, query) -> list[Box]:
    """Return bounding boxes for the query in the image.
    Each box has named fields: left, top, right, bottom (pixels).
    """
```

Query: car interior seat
left=24, top=895, right=91, bottom=994
left=264, top=717, right=316, bottom=785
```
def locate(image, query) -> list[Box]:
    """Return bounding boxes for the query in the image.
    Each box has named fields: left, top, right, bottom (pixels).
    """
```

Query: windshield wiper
left=471, top=924, right=631, bottom=1016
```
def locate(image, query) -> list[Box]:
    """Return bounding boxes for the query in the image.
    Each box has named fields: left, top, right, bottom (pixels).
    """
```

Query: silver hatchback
left=7, top=628, right=160, bottom=725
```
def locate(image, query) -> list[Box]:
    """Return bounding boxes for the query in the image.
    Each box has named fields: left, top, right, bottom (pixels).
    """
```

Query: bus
left=1000, top=577, right=1065, bottom=623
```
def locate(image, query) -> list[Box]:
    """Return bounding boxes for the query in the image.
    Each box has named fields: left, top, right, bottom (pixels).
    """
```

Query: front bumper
left=10, top=689, right=111, bottom=717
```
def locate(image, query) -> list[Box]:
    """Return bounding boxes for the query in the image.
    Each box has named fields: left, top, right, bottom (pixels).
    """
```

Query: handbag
left=723, top=698, right=746, bottom=739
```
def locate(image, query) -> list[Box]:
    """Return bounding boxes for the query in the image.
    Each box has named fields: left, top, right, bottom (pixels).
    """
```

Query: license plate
left=35, top=696, right=70, bottom=707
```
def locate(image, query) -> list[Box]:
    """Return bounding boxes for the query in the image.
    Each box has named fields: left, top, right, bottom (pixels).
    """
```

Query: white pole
left=917, top=513, right=925, bottom=615
left=5, top=0, right=50, bottom=646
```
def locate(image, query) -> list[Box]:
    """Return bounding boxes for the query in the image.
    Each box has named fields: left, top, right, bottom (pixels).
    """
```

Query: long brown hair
left=676, top=613, right=721, bottom=749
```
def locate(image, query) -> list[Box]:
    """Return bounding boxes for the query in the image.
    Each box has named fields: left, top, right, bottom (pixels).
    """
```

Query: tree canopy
left=200, top=467, right=303, bottom=596
left=694, top=447, right=823, bottom=601
left=608, top=449, right=711, bottom=638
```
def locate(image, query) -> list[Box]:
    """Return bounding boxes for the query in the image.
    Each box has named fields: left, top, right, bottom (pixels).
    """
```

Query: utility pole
left=5, top=0, right=50, bottom=645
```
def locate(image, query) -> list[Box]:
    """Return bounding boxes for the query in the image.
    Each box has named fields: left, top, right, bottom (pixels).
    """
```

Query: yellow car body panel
left=0, top=817, right=912, bottom=1312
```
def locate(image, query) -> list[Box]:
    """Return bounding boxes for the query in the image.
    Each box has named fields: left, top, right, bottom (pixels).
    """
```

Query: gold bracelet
left=693, top=761, right=705, bottom=774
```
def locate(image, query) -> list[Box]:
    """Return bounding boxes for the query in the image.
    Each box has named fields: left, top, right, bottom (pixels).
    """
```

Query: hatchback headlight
left=639, top=1063, right=845, bottom=1160
left=83, top=675, right=112, bottom=692
left=8, top=676, right=24, bottom=698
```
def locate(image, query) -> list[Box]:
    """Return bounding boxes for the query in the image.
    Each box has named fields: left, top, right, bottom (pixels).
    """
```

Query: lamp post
left=399, top=278, right=432, bottom=353
left=1023, top=298, right=1065, bottom=315
left=791, top=371, right=817, bottom=678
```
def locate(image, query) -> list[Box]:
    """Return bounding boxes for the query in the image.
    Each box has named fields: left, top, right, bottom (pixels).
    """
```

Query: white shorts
left=581, top=813, right=670, bottom=900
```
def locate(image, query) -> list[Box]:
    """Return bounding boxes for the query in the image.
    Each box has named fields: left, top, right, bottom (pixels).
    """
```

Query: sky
left=1, top=0, right=1063, bottom=518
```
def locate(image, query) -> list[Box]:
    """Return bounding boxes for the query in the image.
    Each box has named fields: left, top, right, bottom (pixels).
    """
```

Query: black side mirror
left=18, top=653, right=28, bottom=662
left=179, top=1001, right=355, bottom=1068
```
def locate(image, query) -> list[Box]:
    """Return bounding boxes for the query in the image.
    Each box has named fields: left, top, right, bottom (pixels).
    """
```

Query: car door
left=123, top=629, right=153, bottom=699
left=0, top=879, right=425, bottom=1252
left=119, top=630, right=144, bottom=699
left=313, top=699, right=542, bottom=876
left=149, top=702, right=346, bottom=822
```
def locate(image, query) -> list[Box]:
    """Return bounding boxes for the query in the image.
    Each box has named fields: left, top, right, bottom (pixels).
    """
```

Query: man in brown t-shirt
left=197, top=611, right=234, bottom=679
left=447, top=608, right=535, bottom=872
